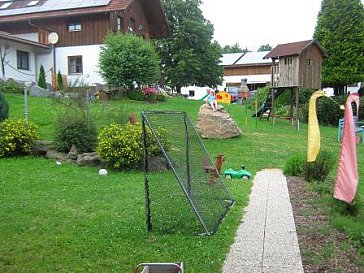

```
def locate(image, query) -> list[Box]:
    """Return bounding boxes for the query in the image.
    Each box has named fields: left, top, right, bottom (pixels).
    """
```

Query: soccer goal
left=141, top=111, right=234, bottom=236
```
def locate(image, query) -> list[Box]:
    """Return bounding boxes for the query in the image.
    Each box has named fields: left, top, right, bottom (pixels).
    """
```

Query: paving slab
left=222, top=169, right=304, bottom=273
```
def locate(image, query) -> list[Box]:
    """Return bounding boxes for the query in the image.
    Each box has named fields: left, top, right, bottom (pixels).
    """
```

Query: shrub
left=156, top=93, right=167, bottom=102
left=301, top=95, right=346, bottom=126
left=303, top=150, right=334, bottom=182
left=128, top=89, right=144, bottom=101
left=97, top=123, right=143, bottom=170
left=54, top=114, right=97, bottom=153
left=0, top=119, right=38, bottom=157
left=0, top=92, right=9, bottom=121
left=284, top=153, right=305, bottom=176
left=97, top=123, right=169, bottom=170
left=38, top=65, right=47, bottom=89
left=0, top=78, right=24, bottom=94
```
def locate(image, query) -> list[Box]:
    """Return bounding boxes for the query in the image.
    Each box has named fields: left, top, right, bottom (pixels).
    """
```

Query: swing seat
left=338, top=117, right=364, bottom=143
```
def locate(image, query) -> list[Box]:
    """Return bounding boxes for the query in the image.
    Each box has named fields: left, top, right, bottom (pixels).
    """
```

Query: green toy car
left=223, top=165, right=252, bottom=180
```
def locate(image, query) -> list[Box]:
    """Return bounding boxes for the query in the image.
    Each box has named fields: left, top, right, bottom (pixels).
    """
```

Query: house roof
left=235, top=51, right=271, bottom=65
left=220, top=53, right=244, bottom=66
left=0, top=0, right=169, bottom=38
left=0, top=30, right=50, bottom=49
left=263, top=39, right=328, bottom=59
left=221, top=51, right=271, bottom=68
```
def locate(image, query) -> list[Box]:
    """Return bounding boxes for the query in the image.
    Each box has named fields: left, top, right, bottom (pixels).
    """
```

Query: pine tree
left=38, top=65, right=47, bottom=89
left=57, top=71, right=64, bottom=91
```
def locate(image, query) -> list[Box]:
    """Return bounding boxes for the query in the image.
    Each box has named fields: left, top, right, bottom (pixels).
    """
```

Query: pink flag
left=334, top=94, right=360, bottom=204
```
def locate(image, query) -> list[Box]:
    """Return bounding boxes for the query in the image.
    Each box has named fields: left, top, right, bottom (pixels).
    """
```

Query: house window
left=68, top=56, right=83, bottom=74
left=17, top=50, right=29, bottom=70
left=27, top=0, right=39, bottom=6
left=68, top=22, right=82, bottom=32
left=284, top=58, right=293, bottom=65
left=117, top=16, right=123, bottom=31
left=0, top=2, right=12, bottom=9
left=306, top=59, right=312, bottom=66
left=129, top=17, right=136, bottom=32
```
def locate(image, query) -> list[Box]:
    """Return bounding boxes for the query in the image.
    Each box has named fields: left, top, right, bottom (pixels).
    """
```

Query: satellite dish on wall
left=48, top=32, right=59, bottom=45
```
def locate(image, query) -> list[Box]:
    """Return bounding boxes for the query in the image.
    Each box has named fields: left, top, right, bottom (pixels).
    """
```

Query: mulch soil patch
left=287, top=177, right=363, bottom=273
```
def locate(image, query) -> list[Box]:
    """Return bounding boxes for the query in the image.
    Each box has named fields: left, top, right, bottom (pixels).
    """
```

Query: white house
left=0, top=0, right=169, bottom=88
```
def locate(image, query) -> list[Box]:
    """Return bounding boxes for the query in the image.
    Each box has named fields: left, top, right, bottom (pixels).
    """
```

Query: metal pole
left=142, top=114, right=152, bottom=232
left=24, top=85, right=28, bottom=121
left=184, top=114, right=192, bottom=196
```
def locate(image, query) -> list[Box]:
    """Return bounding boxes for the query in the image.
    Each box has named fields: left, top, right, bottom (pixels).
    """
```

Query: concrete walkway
left=223, top=169, right=304, bottom=273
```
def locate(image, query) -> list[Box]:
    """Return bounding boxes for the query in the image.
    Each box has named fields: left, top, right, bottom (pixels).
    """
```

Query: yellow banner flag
left=307, top=91, right=326, bottom=162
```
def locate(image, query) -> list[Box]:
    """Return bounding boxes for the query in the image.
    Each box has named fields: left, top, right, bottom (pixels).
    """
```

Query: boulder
left=197, top=104, right=241, bottom=139
left=76, top=152, right=101, bottom=167
left=67, top=144, right=78, bottom=160
left=46, top=149, right=67, bottom=161
left=29, top=85, right=50, bottom=97
left=31, top=140, right=53, bottom=156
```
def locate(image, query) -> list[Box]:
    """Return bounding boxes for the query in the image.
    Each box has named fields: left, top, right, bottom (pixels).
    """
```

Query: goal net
left=142, top=111, right=234, bottom=235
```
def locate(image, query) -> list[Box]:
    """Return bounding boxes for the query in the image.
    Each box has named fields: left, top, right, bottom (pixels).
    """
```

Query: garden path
left=222, top=169, right=304, bottom=273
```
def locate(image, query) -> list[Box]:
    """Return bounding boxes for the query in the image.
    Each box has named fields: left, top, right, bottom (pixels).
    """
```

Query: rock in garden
left=67, top=144, right=78, bottom=160
left=76, top=152, right=101, bottom=167
left=29, top=85, right=50, bottom=97
left=45, top=149, right=67, bottom=161
left=197, top=104, right=241, bottom=139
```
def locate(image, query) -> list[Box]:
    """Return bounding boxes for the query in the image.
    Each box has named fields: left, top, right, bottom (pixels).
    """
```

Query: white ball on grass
left=98, top=169, right=108, bottom=176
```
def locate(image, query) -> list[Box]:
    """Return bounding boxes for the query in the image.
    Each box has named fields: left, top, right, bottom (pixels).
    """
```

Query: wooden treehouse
left=259, top=39, right=327, bottom=129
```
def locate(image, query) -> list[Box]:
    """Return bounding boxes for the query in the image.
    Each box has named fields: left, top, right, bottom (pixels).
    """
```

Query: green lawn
left=1, top=94, right=363, bottom=272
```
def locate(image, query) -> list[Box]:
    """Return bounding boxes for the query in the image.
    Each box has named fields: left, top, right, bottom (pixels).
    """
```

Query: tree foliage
left=37, top=65, right=46, bottom=89
left=258, top=44, right=273, bottom=52
left=99, top=33, right=160, bottom=88
left=314, top=0, right=364, bottom=95
left=221, top=43, right=244, bottom=54
left=155, top=0, right=223, bottom=92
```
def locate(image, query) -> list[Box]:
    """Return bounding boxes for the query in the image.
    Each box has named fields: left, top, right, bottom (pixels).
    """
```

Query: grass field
left=1, top=94, right=363, bottom=272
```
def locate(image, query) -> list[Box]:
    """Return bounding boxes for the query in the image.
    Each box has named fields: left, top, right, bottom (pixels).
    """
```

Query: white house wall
left=55, top=44, right=105, bottom=86
left=0, top=39, right=38, bottom=82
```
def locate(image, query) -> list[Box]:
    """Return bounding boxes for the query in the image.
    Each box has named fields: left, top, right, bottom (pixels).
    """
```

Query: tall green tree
left=314, top=0, right=364, bottom=95
left=38, top=65, right=46, bottom=89
left=258, top=44, right=272, bottom=52
left=99, top=33, right=160, bottom=89
left=155, top=0, right=223, bottom=92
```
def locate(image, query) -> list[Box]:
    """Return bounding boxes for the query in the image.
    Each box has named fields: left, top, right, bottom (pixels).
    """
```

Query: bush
left=97, top=123, right=143, bottom=170
left=54, top=114, right=97, bottom=153
left=301, top=95, right=346, bottom=126
left=0, top=78, right=24, bottom=94
left=97, top=123, right=169, bottom=170
left=0, top=92, right=9, bottom=121
left=303, top=150, right=334, bottom=182
left=284, top=153, right=305, bottom=176
left=38, top=65, right=47, bottom=89
left=128, top=89, right=144, bottom=101
left=0, top=119, right=38, bottom=157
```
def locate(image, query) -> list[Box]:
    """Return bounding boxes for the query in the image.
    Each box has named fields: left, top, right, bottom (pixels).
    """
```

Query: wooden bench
left=338, top=117, right=364, bottom=144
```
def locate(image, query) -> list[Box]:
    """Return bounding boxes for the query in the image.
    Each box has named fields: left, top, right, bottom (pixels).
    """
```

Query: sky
left=200, top=0, right=323, bottom=51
